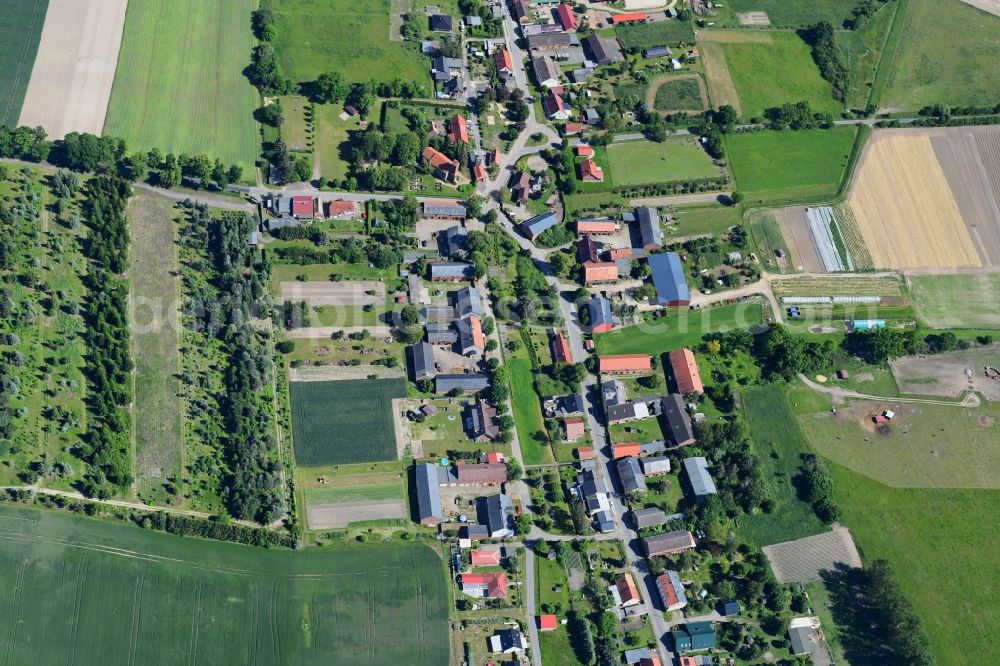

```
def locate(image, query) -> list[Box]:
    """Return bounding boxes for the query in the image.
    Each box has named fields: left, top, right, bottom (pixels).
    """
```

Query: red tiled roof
left=639, top=657, right=662, bottom=666
left=327, top=200, right=355, bottom=216
left=469, top=315, right=486, bottom=348
left=564, top=418, right=585, bottom=441
left=612, top=443, right=641, bottom=458
left=473, top=162, right=487, bottom=181
left=584, top=262, right=618, bottom=284
left=575, top=145, right=594, bottom=157
left=575, top=446, right=594, bottom=459
left=291, top=196, right=315, bottom=217
left=551, top=332, right=572, bottom=364
left=422, top=146, right=456, bottom=169
left=612, top=11, right=647, bottom=23
left=563, top=122, right=584, bottom=134
left=459, top=572, right=509, bottom=597
left=539, top=614, right=559, bottom=631
left=599, top=354, right=651, bottom=373
left=616, top=574, right=640, bottom=605
left=579, top=158, right=604, bottom=182
left=544, top=93, right=566, bottom=117
left=557, top=3, right=577, bottom=30
left=577, top=220, right=616, bottom=234
left=488, top=148, right=501, bottom=165
left=486, top=451, right=504, bottom=463
left=455, top=462, right=507, bottom=484
left=608, top=247, right=632, bottom=260
left=449, top=114, right=469, bottom=144
left=471, top=548, right=501, bottom=566
left=656, top=573, right=683, bottom=608
left=668, top=347, right=704, bottom=395
left=494, top=47, right=514, bottom=72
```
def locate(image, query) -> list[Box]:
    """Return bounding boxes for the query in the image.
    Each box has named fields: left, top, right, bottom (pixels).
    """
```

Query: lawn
left=280, top=95, right=313, bottom=152
left=0, top=504, right=449, bottom=665
left=128, top=194, right=184, bottom=502
left=594, top=302, right=763, bottom=357
left=737, top=385, right=830, bottom=546
left=616, top=20, right=695, bottom=50
left=606, top=137, right=722, bottom=186
left=304, top=482, right=403, bottom=505
left=0, top=0, right=48, bottom=125
left=882, top=0, right=1000, bottom=110
left=103, top=0, right=259, bottom=176
left=827, top=460, right=999, bottom=664
left=290, top=378, right=407, bottom=466
left=726, top=0, right=857, bottom=27
left=716, top=31, right=843, bottom=120
left=909, top=273, right=1000, bottom=329
left=262, top=0, right=428, bottom=85
left=314, top=102, right=357, bottom=182
left=509, top=358, right=554, bottom=465
left=652, top=77, right=706, bottom=113
left=725, top=126, right=859, bottom=203
left=610, top=417, right=665, bottom=446
left=667, top=203, right=742, bottom=239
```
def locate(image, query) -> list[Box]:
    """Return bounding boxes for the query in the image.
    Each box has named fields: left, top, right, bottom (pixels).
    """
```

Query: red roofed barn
left=668, top=348, right=704, bottom=395
left=598, top=354, right=652, bottom=374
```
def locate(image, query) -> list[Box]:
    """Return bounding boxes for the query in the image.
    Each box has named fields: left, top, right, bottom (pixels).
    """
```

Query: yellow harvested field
left=700, top=42, right=741, bottom=115
left=848, top=135, right=982, bottom=270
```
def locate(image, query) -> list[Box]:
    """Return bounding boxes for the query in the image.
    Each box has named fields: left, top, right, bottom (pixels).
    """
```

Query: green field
left=290, top=378, right=407, bottom=466
left=616, top=19, right=695, bottom=50
left=314, top=102, right=357, bottom=181
left=836, top=0, right=899, bottom=109
left=883, top=0, right=1000, bottom=110
left=652, top=77, right=705, bottom=112
left=0, top=0, right=48, bottom=125
left=304, top=482, right=403, bottom=505
left=828, top=460, right=999, bottom=664
left=0, top=505, right=449, bottom=665
left=280, top=95, right=313, bottom=152
left=509, top=358, right=554, bottom=465
left=668, top=204, right=743, bottom=239
left=718, top=32, right=843, bottom=119
left=725, top=126, right=859, bottom=202
left=104, top=0, right=260, bottom=175
left=799, top=397, right=1000, bottom=490
left=737, top=385, right=830, bottom=545
left=909, top=273, right=1000, bottom=329
left=594, top=302, right=763, bottom=357
left=129, top=194, right=184, bottom=501
left=726, top=0, right=857, bottom=27
left=605, top=137, right=721, bottom=186
left=262, top=0, right=427, bottom=85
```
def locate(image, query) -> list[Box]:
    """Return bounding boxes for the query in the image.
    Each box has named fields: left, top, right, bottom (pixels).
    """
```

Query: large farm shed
left=648, top=252, right=691, bottom=306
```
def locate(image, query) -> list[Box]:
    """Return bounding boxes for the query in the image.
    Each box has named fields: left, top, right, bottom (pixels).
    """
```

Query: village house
left=447, top=114, right=470, bottom=144
left=662, top=393, right=695, bottom=446
left=543, top=92, right=572, bottom=120
left=550, top=330, right=572, bottom=363
left=441, top=224, right=468, bottom=257
left=612, top=442, right=642, bottom=459
left=429, top=261, right=475, bottom=281
left=509, top=170, right=532, bottom=205
left=617, top=456, right=647, bottom=494
left=643, top=529, right=696, bottom=557
left=589, top=295, right=614, bottom=333
left=578, top=158, right=604, bottom=182
left=630, top=506, right=667, bottom=530
left=471, top=547, right=502, bottom=566
left=563, top=417, right=586, bottom=442
left=489, top=628, right=526, bottom=654
left=459, top=572, right=509, bottom=598
left=672, top=622, right=716, bottom=653
left=583, top=261, right=618, bottom=285
left=656, top=571, right=688, bottom=611
left=494, top=47, right=514, bottom=78
left=532, top=56, right=562, bottom=88
left=482, top=493, right=514, bottom=537
left=465, top=400, right=499, bottom=440
left=526, top=32, right=573, bottom=51
left=610, top=573, right=642, bottom=608
left=326, top=200, right=357, bottom=219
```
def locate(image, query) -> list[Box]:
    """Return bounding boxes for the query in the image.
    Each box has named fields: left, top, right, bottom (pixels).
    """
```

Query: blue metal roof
left=520, top=212, right=559, bottom=239
left=648, top=252, right=690, bottom=305
left=589, top=295, right=613, bottom=327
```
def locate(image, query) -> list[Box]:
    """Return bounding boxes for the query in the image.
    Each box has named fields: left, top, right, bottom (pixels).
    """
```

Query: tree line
left=79, top=177, right=134, bottom=497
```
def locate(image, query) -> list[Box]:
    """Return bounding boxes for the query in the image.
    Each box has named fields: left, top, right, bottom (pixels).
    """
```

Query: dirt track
left=18, top=0, right=128, bottom=137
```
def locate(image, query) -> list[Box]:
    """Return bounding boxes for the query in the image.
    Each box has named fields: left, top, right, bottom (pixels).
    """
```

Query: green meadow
left=0, top=0, right=48, bottom=125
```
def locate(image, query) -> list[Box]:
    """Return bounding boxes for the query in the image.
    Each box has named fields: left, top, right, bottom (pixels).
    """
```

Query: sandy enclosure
left=18, top=0, right=128, bottom=138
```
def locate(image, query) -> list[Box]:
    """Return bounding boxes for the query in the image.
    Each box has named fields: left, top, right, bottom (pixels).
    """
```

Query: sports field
left=290, top=378, right=407, bottom=467
left=725, top=126, right=859, bottom=202
left=129, top=194, right=184, bottom=501
left=262, top=0, right=427, bottom=85
left=910, top=273, right=1000, bottom=329
left=594, top=302, right=763, bottom=357
left=606, top=137, right=721, bottom=186
left=103, top=0, right=259, bottom=175
left=883, top=0, right=1000, bottom=110
left=828, top=461, right=999, bottom=664
left=0, top=505, right=449, bottom=665
left=0, top=0, right=48, bottom=125
left=705, top=31, right=842, bottom=120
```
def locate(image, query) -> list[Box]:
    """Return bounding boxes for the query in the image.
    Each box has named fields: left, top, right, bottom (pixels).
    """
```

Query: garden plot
left=772, top=207, right=822, bottom=273
left=306, top=500, right=407, bottom=529
left=762, top=526, right=862, bottom=584
left=18, top=0, right=127, bottom=137
left=280, top=280, right=386, bottom=306
left=891, top=346, right=1000, bottom=402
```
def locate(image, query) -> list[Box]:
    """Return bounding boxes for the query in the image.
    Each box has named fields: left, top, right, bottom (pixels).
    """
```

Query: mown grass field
left=883, top=0, right=1000, bottom=110
left=717, top=32, right=843, bottom=120
left=304, top=482, right=403, bottom=505
left=668, top=203, right=742, bottom=239
left=0, top=0, right=48, bottom=125
left=725, top=127, right=858, bottom=202
left=104, top=0, right=259, bottom=175
left=314, top=102, right=357, bottom=181
left=290, top=378, right=407, bottom=466
left=726, top=0, right=856, bottom=27
left=606, top=137, right=721, bottom=186
left=0, top=504, right=449, bottom=665
left=827, top=460, right=999, bottom=664
left=594, top=302, right=763, bottom=357
left=909, top=273, right=1000, bottom=329
left=652, top=77, right=705, bottom=112
left=616, top=19, right=694, bottom=50
left=262, top=0, right=427, bottom=85
left=737, top=385, right=829, bottom=546
left=129, top=194, right=184, bottom=502
left=508, top=358, right=553, bottom=465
